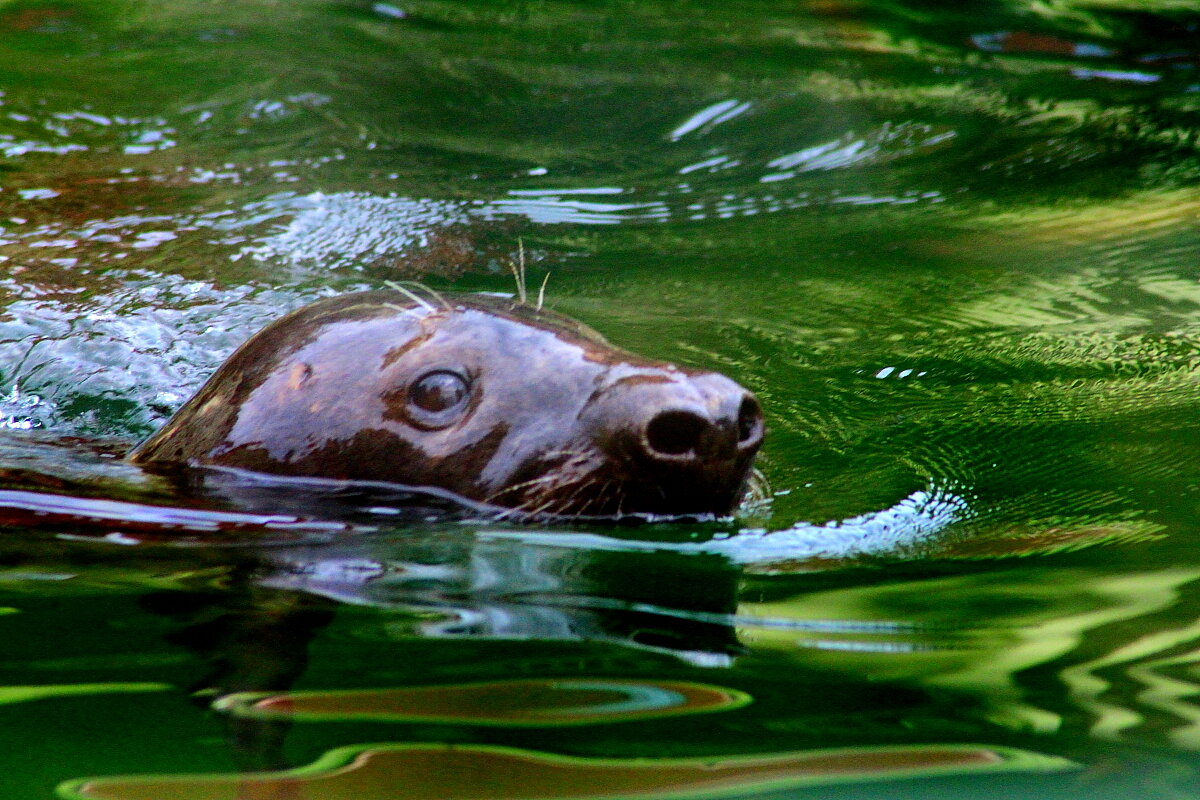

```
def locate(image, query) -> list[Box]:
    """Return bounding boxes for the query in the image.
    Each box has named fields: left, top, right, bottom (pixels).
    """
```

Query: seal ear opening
left=286, top=363, right=314, bottom=391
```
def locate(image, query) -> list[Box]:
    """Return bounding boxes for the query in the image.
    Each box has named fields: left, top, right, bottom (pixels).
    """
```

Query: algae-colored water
left=1, top=1, right=1200, bottom=798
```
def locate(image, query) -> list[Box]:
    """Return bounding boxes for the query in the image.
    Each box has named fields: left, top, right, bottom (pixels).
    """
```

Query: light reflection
left=669, top=98, right=753, bottom=141
left=970, top=31, right=1115, bottom=58
left=740, top=567, right=1200, bottom=742
left=678, top=155, right=741, bottom=175
left=1071, top=68, right=1161, bottom=84
left=245, top=92, right=331, bottom=120
left=762, top=122, right=956, bottom=182
left=0, top=137, right=87, bottom=158
left=478, top=196, right=671, bottom=225
left=0, top=682, right=168, bottom=706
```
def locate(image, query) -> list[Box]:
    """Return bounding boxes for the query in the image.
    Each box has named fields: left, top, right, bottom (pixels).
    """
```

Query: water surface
left=1, top=1, right=1200, bottom=798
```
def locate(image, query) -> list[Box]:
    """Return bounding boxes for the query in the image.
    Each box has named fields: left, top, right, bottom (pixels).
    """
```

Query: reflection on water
left=215, top=678, right=750, bottom=725
left=63, top=742, right=1066, bottom=800
left=0, top=509, right=1185, bottom=796
left=0, top=0, right=1197, bottom=797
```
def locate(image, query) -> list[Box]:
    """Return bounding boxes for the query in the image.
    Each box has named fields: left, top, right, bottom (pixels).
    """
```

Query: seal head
left=130, top=291, right=764, bottom=518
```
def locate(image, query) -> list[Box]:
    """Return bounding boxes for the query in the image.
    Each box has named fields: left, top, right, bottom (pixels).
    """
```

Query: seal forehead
left=216, top=304, right=615, bottom=475
left=395, top=306, right=618, bottom=375
left=366, top=307, right=642, bottom=493
left=399, top=307, right=613, bottom=423
left=217, top=315, right=423, bottom=462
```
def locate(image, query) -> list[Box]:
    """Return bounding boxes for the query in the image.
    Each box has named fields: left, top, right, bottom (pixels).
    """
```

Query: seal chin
left=489, top=458, right=758, bottom=519
left=552, top=471, right=757, bottom=520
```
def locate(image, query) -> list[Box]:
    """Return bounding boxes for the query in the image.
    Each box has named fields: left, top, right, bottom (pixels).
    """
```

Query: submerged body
left=131, top=291, right=763, bottom=517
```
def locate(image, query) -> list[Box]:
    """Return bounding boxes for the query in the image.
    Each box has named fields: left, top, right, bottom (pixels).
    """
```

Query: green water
left=1, top=0, right=1200, bottom=797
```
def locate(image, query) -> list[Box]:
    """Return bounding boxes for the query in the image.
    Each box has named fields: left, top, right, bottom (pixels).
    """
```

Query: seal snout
left=582, top=368, right=763, bottom=515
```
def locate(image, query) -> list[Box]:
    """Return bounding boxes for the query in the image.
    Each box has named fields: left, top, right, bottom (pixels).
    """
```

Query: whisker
left=573, top=477, right=614, bottom=518
left=383, top=280, right=451, bottom=310
left=383, top=281, right=435, bottom=312
left=526, top=494, right=566, bottom=518
left=483, top=451, right=605, bottom=511
left=484, top=473, right=567, bottom=503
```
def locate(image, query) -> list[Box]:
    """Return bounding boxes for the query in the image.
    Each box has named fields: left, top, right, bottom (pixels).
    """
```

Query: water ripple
left=236, top=192, right=472, bottom=269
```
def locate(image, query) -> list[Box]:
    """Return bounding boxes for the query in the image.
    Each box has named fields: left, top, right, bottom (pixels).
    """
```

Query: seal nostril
left=645, top=409, right=709, bottom=457
left=737, top=395, right=762, bottom=443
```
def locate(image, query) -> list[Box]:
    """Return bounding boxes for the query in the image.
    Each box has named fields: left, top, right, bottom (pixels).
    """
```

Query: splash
left=236, top=192, right=472, bottom=269
left=0, top=383, right=52, bottom=430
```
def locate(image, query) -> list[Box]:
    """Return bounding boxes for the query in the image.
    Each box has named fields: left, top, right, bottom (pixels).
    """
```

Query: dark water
left=1, top=1, right=1200, bottom=797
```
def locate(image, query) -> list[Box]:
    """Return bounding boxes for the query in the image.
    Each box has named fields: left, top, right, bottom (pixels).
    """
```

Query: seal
left=129, top=291, right=764, bottom=517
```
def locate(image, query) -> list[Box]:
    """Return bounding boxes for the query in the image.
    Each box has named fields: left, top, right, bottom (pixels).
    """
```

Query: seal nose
left=643, top=394, right=763, bottom=462
left=581, top=368, right=764, bottom=515
left=629, top=372, right=763, bottom=466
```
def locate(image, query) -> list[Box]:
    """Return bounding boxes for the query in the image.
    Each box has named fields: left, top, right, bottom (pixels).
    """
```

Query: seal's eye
left=382, top=369, right=472, bottom=429
left=410, top=370, right=469, bottom=414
